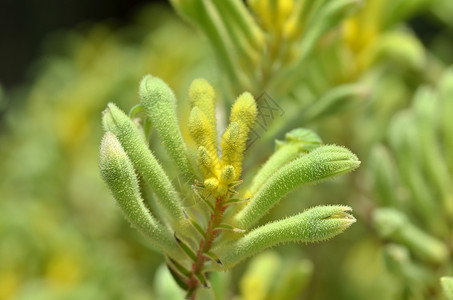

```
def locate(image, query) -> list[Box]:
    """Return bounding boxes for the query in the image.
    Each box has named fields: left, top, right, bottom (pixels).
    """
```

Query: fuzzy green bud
left=236, top=145, right=360, bottom=228
left=102, top=103, right=188, bottom=233
left=218, top=205, right=355, bottom=269
left=140, top=75, right=195, bottom=183
left=248, top=128, right=322, bottom=195
left=99, top=132, right=181, bottom=259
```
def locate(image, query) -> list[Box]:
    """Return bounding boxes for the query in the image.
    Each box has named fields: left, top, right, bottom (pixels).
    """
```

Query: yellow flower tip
left=216, top=183, right=228, bottom=197
left=189, top=78, right=215, bottom=106
left=230, top=92, right=257, bottom=129
left=198, top=146, right=219, bottom=178
left=221, top=122, right=240, bottom=154
left=220, top=165, right=236, bottom=184
left=204, top=177, right=219, bottom=193
left=189, top=106, right=219, bottom=162
left=283, top=19, right=297, bottom=40
left=188, top=107, right=210, bottom=142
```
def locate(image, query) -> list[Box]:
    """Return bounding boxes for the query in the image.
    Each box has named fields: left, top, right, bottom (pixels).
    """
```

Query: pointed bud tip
left=100, top=132, right=125, bottom=162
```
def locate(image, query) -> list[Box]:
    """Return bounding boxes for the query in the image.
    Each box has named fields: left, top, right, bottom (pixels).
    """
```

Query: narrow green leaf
left=195, top=272, right=209, bottom=288
left=228, top=180, right=243, bottom=188
left=192, top=185, right=216, bottom=213
left=204, top=251, right=223, bottom=267
left=175, top=234, right=198, bottom=262
left=215, top=223, right=246, bottom=233
left=183, top=210, right=206, bottom=237
left=168, top=258, right=191, bottom=278
left=128, top=103, right=145, bottom=118
left=167, top=263, right=189, bottom=290
left=224, top=197, right=250, bottom=206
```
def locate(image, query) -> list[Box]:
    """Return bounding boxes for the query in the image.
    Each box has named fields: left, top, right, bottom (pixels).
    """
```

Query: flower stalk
left=99, top=75, right=359, bottom=298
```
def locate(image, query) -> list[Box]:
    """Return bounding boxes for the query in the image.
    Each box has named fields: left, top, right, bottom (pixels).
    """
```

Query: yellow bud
left=220, top=122, right=240, bottom=167
left=204, top=177, right=219, bottom=193
left=277, top=0, right=294, bottom=29
left=189, top=79, right=217, bottom=143
left=220, top=165, right=236, bottom=184
left=248, top=0, right=273, bottom=30
left=198, top=146, right=218, bottom=179
left=216, top=183, right=228, bottom=197
left=230, top=92, right=257, bottom=129
left=188, top=107, right=219, bottom=161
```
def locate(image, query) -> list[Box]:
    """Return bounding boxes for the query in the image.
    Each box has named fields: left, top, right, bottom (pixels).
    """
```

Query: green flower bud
left=218, top=205, right=355, bottom=269
left=248, top=128, right=322, bottom=195
left=140, top=75, right=195, bottom=183
left=102, top=103, right=188, bottom=233
left=236, top=145, right=360, bottom=228
left=99, top=132, right=181, bottom=259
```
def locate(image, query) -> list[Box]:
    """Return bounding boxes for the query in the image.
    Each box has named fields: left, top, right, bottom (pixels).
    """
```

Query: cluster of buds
left=100, top=75, right=359, bottom=298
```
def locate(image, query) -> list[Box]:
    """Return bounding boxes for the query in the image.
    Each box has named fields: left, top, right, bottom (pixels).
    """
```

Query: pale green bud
left=248, top=128, right=322, bottom=195
left=140, top=75, right=195, bottom=183
left=218, top=205, right=355, bottom=269
left=99, top=132, right=181, bottom=259
left=102, top=103, right=188, bottom=233
left=236, top=145, right=360, bottom=228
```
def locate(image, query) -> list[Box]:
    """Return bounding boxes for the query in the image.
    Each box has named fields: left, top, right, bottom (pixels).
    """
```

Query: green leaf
left=175, top=234, right=198, bottom=262
left=167, top=263, right=189, bottom=291
left=204, top=251, right=223, bottom=267
left=168, top=258, right=191, bottom=278
left=215, top=223, right=246, bottom=233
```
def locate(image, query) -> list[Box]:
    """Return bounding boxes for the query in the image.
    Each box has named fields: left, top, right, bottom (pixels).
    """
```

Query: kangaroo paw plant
left=99, top=75, right=360, bottom=299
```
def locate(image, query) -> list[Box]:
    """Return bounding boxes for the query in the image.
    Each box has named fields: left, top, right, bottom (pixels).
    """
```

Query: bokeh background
left=1, top=0, right=453, bottom=299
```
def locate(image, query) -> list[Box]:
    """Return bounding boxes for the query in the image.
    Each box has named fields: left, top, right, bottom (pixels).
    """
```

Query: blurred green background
left=1, top=0, right=453, bottom=299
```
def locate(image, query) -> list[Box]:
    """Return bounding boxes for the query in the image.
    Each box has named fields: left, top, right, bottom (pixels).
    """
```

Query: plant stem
left=187, top=197, right=226, bottom=299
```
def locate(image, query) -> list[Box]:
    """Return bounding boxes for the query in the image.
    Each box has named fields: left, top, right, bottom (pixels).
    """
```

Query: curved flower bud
left=102, top=103, right=188, bottom=233
left=248, top=128, right=322, bottom=195
left=99, top=132, right=182, bottom=259
left=218, top=205, right=355, bottom=269
left=140, top=75, right=195, bottom=183
left=236, top=145, right=360, bottom=228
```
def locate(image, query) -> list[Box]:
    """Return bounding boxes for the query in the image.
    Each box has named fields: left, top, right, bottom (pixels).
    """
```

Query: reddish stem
left=187, top=197, right=226, bottom=299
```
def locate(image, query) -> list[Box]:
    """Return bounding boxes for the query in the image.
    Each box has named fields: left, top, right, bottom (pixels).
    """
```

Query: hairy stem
left=187, top=197, right=226, bottom=298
